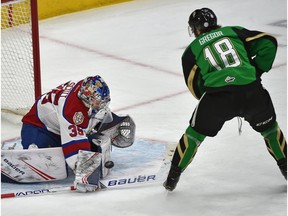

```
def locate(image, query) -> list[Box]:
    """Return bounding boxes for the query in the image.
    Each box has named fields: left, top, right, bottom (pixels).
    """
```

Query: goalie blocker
left=1, top=113, right=136, bottom=187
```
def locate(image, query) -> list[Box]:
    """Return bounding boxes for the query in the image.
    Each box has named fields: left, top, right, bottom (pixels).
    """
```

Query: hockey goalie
left=1, top=75, right=136, bottom=192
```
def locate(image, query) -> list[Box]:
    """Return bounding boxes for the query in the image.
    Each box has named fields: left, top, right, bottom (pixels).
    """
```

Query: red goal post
left=1, top=0, right=41, bottom=117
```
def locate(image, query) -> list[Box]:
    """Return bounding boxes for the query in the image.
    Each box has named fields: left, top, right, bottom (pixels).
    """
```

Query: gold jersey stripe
left=245, top=33, right=270, bottom=42
left=187, top=64, right=199, bottom=98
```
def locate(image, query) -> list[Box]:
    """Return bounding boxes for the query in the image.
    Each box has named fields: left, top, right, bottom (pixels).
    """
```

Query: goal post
left=1, top=0, right=41, bottom=117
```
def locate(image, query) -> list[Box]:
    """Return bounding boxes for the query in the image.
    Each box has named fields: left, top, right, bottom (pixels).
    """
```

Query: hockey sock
left=261, top=122, right=287, bottom=161
left=171, top=126, right=206, bottom=170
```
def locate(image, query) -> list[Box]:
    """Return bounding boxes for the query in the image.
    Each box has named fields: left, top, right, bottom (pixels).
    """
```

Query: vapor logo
left=16, top=189, right=50, bottom=197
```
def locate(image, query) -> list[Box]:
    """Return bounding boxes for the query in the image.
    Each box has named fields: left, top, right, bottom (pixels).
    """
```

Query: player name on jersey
left=199, top=31, right=224, bottom=45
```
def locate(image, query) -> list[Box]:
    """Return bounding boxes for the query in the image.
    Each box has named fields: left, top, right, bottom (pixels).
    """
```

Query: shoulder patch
left=73, top=112, right=84, bottom=125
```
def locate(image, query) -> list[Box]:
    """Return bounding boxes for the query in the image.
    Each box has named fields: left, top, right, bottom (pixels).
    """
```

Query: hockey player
left=164, top=8, right=287, bottom=191
left=20, top=75, right=113, bottom=192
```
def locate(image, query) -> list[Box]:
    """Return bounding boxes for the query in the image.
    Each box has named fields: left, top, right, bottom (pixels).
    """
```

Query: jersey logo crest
left=73, top=112, right=84, bottom=125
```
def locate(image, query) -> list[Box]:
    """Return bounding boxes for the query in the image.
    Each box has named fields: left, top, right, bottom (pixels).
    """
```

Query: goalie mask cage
left=1, top=0, right=41, bottom=117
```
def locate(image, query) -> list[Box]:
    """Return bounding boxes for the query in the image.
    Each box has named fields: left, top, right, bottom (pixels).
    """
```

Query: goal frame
left=1, top=0, right=42, bottom=101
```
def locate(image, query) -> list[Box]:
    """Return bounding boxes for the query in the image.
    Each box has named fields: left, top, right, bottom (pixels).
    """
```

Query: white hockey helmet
left=78, top=75, right=111, bottom=112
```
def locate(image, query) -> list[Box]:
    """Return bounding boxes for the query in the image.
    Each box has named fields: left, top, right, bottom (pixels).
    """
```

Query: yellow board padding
left=1, top=1, right=31, bottom=29
left=1, top=0, right=132, bottom=29
left=38, top=0, right=133, bottom=20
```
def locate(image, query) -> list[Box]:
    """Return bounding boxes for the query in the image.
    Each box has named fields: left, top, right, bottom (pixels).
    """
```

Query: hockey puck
left=104, top=161, right=114, bottom=169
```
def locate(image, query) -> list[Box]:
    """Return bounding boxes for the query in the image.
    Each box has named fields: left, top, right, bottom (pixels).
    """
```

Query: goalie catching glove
left=97, top=114, right=136, bottom=148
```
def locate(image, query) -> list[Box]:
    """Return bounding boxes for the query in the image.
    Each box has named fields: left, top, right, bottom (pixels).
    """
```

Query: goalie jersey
left=22, top=80, right=110, bottom=170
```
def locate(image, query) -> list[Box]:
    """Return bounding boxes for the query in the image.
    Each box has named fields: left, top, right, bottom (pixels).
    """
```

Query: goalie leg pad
left=88, top=134, right=113, bottom=178
left=99, top=136, right=112, bottom=178
left=1, top=147, right=67, bottom=183
left=74, top=150, right=102, bottom=192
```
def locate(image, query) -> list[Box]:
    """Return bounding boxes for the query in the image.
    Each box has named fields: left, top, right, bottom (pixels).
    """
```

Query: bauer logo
left=3, top=158, right=25, bottom=175
left=107, top=175, right=156, bottom=186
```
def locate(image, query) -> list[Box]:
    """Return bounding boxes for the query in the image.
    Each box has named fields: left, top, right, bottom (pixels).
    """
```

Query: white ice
left=1, top=0, right=287, bottom=215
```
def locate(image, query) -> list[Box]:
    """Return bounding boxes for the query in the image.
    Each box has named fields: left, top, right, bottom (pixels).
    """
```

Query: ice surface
left=1, top=0, right=287, bottom=215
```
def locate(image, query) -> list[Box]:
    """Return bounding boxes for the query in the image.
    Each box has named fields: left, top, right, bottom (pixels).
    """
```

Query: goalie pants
left=172, top=83, right=287, bottom=170
left=21, top=124, right=61, bottom=149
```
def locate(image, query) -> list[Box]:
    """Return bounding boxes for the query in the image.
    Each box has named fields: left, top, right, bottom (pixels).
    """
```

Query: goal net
left=1, top=0, right=41, bottom=119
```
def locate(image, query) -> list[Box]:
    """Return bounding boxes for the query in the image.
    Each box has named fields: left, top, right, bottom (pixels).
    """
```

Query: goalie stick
left=1, top=144, right=175, bottom=199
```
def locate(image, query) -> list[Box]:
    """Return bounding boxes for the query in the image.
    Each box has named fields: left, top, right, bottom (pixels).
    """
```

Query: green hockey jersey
left=182, top=26, right=278, bottom=99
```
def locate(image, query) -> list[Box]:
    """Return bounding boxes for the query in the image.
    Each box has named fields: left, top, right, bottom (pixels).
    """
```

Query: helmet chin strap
left=188, top=26, right=193, bottom=37
left=88, top=105, right=101, bottom=117
left=88, top=106, right=93, bottom=116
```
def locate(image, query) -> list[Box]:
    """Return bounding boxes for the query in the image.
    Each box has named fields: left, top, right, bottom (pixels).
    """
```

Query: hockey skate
left=277, top=158, right=287, bottom=180
left=163, top=165, right=182, bottom=191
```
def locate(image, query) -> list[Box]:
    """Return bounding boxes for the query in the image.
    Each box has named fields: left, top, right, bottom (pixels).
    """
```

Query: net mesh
left=1, top=0, right=36, bottom=116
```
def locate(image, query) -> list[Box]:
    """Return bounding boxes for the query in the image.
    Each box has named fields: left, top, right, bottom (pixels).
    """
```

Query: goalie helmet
left=78, top=75, right=111, bottom=112
left=188, top=8, right=217, bottom=36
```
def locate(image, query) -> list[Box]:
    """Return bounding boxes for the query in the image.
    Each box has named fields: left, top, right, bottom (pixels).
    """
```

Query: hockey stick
left=1, top=185, right=76, bottom=199
left=1, top=161, right=170, bottom=199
